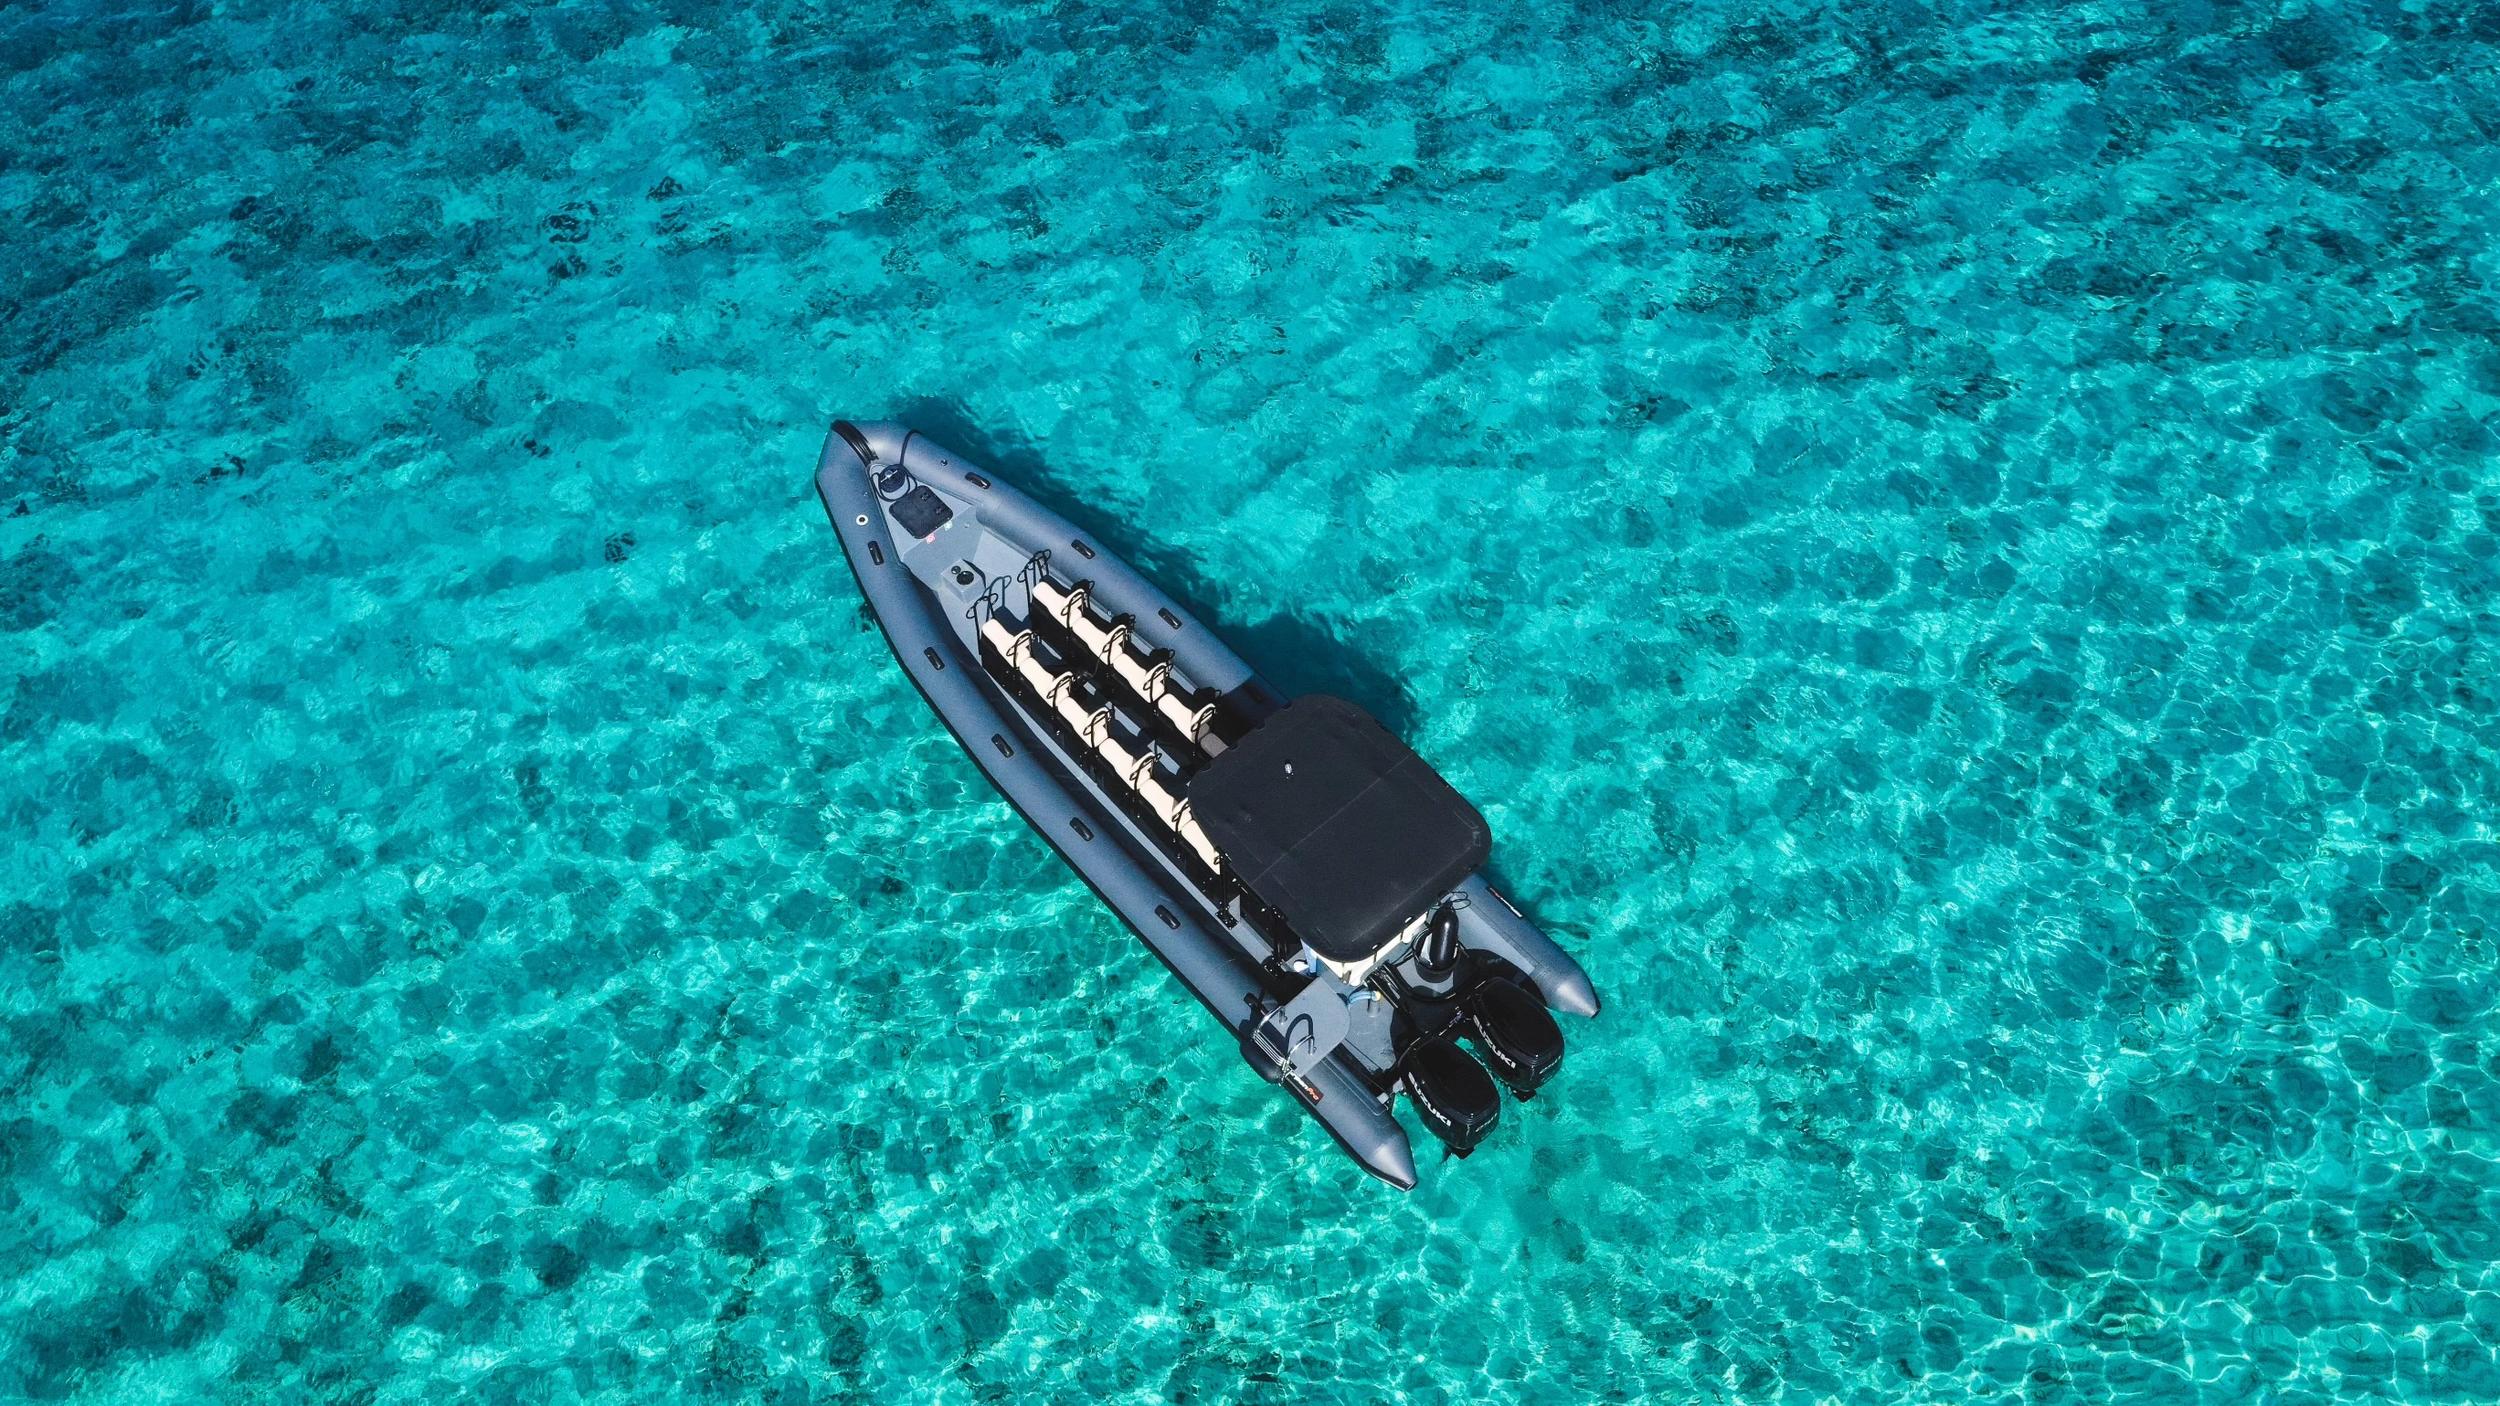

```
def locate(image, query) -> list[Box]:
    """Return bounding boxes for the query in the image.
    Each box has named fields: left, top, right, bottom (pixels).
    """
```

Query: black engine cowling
left=1464, top=978, right=1565, bottom=1094
left=1404, top=1038, right=1500, bottom=1155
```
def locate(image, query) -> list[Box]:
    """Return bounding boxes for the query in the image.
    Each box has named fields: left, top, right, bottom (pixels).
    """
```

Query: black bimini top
left=1188, top=695, right=1490, bottom=962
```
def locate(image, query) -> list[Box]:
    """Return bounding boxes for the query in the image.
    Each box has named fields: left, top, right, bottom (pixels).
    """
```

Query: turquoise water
left=5, top=0, right=2499, bottom=1400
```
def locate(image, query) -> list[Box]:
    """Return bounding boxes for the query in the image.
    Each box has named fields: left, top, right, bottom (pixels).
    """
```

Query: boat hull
left=815, top=421, right=1421, bottom=1189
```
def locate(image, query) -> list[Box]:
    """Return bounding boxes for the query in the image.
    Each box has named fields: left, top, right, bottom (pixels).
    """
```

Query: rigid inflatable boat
left=814, top=421, right=1599, bottom=1188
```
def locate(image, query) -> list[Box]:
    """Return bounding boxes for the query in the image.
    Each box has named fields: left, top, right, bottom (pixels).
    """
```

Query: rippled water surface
left=6, top=0, right=2500, bottom=1401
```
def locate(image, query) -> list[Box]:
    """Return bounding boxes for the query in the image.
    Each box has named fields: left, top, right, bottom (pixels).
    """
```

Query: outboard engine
left=1403, top=1038, right=1500, bottom=1156
left=1464, top=978, right=1566, bottom=1095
